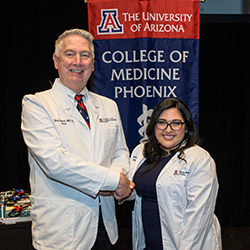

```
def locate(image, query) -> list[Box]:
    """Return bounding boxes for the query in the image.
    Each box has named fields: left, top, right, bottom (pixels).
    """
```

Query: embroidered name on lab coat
left=54, top=119, right=74, bottom=125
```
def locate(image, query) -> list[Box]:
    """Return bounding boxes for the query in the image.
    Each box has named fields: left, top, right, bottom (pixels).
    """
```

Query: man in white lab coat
left=21, top=28, right=134, bottom=250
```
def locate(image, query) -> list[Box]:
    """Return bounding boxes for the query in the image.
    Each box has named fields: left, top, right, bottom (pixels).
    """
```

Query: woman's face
left=155, top=107, right=186, bottom=153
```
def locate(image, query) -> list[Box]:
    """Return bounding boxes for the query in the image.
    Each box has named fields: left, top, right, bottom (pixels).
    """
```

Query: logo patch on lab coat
left=99, top=117, right=117, bottom=123
left=173, top=170, right=189, bottom=176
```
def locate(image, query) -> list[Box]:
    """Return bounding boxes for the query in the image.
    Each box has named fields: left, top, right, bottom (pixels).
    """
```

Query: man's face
left=53, top=34, right=94, bottom=93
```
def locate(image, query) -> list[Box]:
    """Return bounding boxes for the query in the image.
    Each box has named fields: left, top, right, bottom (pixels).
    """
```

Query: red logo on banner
left=97, top=9, right=124, bottom=34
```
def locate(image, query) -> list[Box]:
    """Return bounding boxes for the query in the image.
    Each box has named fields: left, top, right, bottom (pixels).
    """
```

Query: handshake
left=98, top=173, right=135, bottom=200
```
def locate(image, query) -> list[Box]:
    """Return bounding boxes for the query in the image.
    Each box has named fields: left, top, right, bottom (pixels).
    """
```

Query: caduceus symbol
left=137, top=104, right=153, bottom=142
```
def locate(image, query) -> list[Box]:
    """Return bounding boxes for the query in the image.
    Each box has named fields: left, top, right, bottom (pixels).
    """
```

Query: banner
left=88, top=0, right=200, bottom=152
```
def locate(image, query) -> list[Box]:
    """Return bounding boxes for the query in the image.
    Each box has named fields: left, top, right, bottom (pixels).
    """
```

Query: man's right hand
left=113, top=173, right=135, bottom=200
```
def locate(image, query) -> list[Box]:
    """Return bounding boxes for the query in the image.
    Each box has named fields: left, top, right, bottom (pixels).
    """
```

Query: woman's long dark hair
left=143, top=98, right=200, bottom=167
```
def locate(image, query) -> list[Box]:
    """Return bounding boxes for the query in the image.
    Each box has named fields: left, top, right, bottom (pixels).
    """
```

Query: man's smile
left=70, top=69, right=83, bottom=74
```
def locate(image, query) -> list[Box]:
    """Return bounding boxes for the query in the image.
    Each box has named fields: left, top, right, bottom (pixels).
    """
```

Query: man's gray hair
left=54, top=28, right=94, bottom=58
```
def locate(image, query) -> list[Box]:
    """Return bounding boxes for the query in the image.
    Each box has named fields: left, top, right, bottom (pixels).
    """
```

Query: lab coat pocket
left=171, top=177, right=187, bottom=209
left=103, top=125, right=119, bottom=158
left=30, top=196, right=75, bottom=249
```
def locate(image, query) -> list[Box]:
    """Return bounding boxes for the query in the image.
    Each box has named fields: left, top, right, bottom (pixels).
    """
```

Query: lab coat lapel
left=158, top=153, right=178, bottom=178
left=88, top=93, right=99, bottom=133
left=159, top=141, right=188, bottom=176
left=132, top=146, right=146, bottom=178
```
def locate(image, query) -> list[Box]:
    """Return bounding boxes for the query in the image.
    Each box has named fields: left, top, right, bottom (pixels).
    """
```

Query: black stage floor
left=1, top=201, right=250, bottom=250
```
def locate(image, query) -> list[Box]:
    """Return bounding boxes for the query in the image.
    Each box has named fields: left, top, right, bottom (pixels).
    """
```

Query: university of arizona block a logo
left=97, top=9, right=124, bottom=35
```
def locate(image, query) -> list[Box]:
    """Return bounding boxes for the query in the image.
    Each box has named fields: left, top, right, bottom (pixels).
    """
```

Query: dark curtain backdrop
left=1, top=1, right=250, bottom=227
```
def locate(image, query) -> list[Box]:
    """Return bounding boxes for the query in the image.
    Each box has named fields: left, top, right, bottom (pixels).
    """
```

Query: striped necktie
left=75, top=94, right=91, bottom=129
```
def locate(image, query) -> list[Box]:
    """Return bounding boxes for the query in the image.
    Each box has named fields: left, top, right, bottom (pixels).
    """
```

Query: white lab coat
left=128, top=143, right=222, bottom=250
left=21, top=78, right=129, bottom=250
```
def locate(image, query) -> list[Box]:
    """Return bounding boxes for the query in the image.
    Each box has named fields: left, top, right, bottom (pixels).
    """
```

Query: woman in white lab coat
left=128, top=98, right=222, bottom=250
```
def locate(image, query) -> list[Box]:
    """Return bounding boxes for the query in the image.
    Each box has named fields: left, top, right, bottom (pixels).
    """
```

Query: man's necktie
left=75, top=94, right=91, bottom=129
